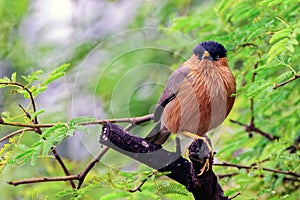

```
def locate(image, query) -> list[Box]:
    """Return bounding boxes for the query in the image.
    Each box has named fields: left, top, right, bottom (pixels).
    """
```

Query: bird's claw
left=197, top=158, right=210, bottom=176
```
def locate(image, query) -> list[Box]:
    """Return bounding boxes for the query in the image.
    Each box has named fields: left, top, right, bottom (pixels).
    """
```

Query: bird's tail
left=145, top=122, right=170, bottom=145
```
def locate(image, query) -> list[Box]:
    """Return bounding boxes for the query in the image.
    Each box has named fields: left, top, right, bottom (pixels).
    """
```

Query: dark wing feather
left=146, top=66, right=190, bottom=144
left=153, top=66, right=191, bottom=121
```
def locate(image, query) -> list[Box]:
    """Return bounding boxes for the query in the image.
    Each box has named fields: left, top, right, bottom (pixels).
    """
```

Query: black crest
left=193, top=41, right=227, bottom=61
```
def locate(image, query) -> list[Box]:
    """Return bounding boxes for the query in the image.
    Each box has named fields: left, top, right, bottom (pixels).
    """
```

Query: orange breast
left=162, top=56, right=236, bottom=136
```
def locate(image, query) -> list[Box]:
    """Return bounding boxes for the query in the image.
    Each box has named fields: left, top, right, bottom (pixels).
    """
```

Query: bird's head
left=193, top=41, right=227, bottom=61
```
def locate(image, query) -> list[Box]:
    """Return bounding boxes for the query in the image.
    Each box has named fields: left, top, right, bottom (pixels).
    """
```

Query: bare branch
left=214, top=162, right=300, bottom=178
left=229, top=192, right=241, bottom=200
left=273, top=75, right=300, bottom=89
left=8, top=175, right=79, bottom=186
left=76, top=146, right=109, bottom=189
left=217, top=173, right=238, bottom=179
left=0, top=128, right=35, bottom=143
left=0, top=82, right=38, bottom=124
left=229, top=119, right=278, bottom=141
left=0, top=114, right=154, bottom=129
left=129, top=172, right=157, bottom=193
left=0, top=81, right=76, bottom=188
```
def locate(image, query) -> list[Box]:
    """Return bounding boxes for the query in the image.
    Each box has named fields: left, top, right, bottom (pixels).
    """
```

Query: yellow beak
left=203, top=51, right=210, bottom=58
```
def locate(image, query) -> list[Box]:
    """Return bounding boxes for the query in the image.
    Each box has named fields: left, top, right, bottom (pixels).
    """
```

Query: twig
left=129, top=172, right=156, bottom=193
left=0, top=121, right=54, bottom=128
left=0, top=82, right=38, bottom=124
left=18, top=104, right=32, bottom=121
left=76, top=146, right=109, bottom=189
left=4, top=113, right=153, bottom=189
left=229, top=119, right=278, bottom=141
left=214, top=162, right=300, bottom=178
left=231, top=62, right=278, bottom=141
left=249, top=158, right=270, bottom=167
left=0, top=81, right=76, bottom=188
left=217, top=173, right=238, bottom=179
left=229, top=192, right=241, bottom=200
left=0, top=114, right=154, bottom=129
left=273, top=75, right=300, bottom=89
left=76, top=114, right=153, bottom=189
left=8, top=175, right=79, bottom=186
left=239, top=43, right=258, bottom=48
left=250, top=62, right=258, bottom=126
left=51, top=148, right=76, bottom=188
left=0, top=128, right=35, bottom=143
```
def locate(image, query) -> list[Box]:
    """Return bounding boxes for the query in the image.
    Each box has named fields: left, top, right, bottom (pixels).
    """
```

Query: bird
left=145, top=41, right=236, bottom=174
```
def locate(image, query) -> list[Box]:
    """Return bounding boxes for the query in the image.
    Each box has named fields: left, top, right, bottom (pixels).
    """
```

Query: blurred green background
left=0, top=0, right=299, bottom=199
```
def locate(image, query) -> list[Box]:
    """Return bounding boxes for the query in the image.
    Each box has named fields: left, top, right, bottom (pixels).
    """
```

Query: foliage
left=0, top=0, right=299, bottom=199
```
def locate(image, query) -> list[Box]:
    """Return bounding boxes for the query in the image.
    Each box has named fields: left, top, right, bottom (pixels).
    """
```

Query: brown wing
left=153, top=66, right=191, bottom=122
left=145, top=66, right=191, bottom=144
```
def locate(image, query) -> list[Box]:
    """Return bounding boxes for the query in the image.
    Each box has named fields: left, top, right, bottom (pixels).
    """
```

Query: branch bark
left=99, top=122, right=228, bottom=200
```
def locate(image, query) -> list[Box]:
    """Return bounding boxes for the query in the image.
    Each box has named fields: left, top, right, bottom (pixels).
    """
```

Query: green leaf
left=269, top=28, right=291, bottom=44
left=158, top=181, right=188, bottom=196
left=0, top=76, right=11, bottom=83
left=41, top=63, right=70, bottom=86
left=275, top=71, right=293, bottom=83
left=41, top=123, right=66, bottom=138
left=40, top=123, right=68, bottom=156
left=267, top=38, right=290, bottom=63
left=15, top=148, right=34, bottom=160
left=245, top=81, right=272, bottom=98
left=21, top=70, right=43, bottom=85
left=32, top=85, right=47, bottom=97
left=11, top=72, right=17, bottom=82
left=30, top=109, right=45, bottom=120
left=101, top=192, right=128, bottom=200
left=30, top=142, right=43, bottom=166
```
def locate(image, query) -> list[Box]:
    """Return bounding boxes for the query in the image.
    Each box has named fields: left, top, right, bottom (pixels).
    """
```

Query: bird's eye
left=215, top=55, right=220, bottom=60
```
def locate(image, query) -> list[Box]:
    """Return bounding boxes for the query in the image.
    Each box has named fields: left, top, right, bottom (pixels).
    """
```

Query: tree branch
left=214, top=162, right=300, bottom=178
left=76, top=114, right=153, bottom=189
left=4, top=114, right=154, bottom=189
left=8, top=175, right=79, bottom=186
left=99, top=122, right=228, bottom=200
left=0, top=114, right=154, bottom=129
left=273, top=74, right=300, bottom=89
left=0, top=81, right=76, bottom=188
left=76, top=146, right=109, bottom=189
left=229, top=119, right=278, bottom=141
left=0, top=128, right=35, bottom=143
left=0, top=82, right=39, bottom=124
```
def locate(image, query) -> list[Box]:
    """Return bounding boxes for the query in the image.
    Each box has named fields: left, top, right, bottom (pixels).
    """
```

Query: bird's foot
left=197, top=155, right=210, bottom=176
left=185, top=133, right=213, bottom=176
